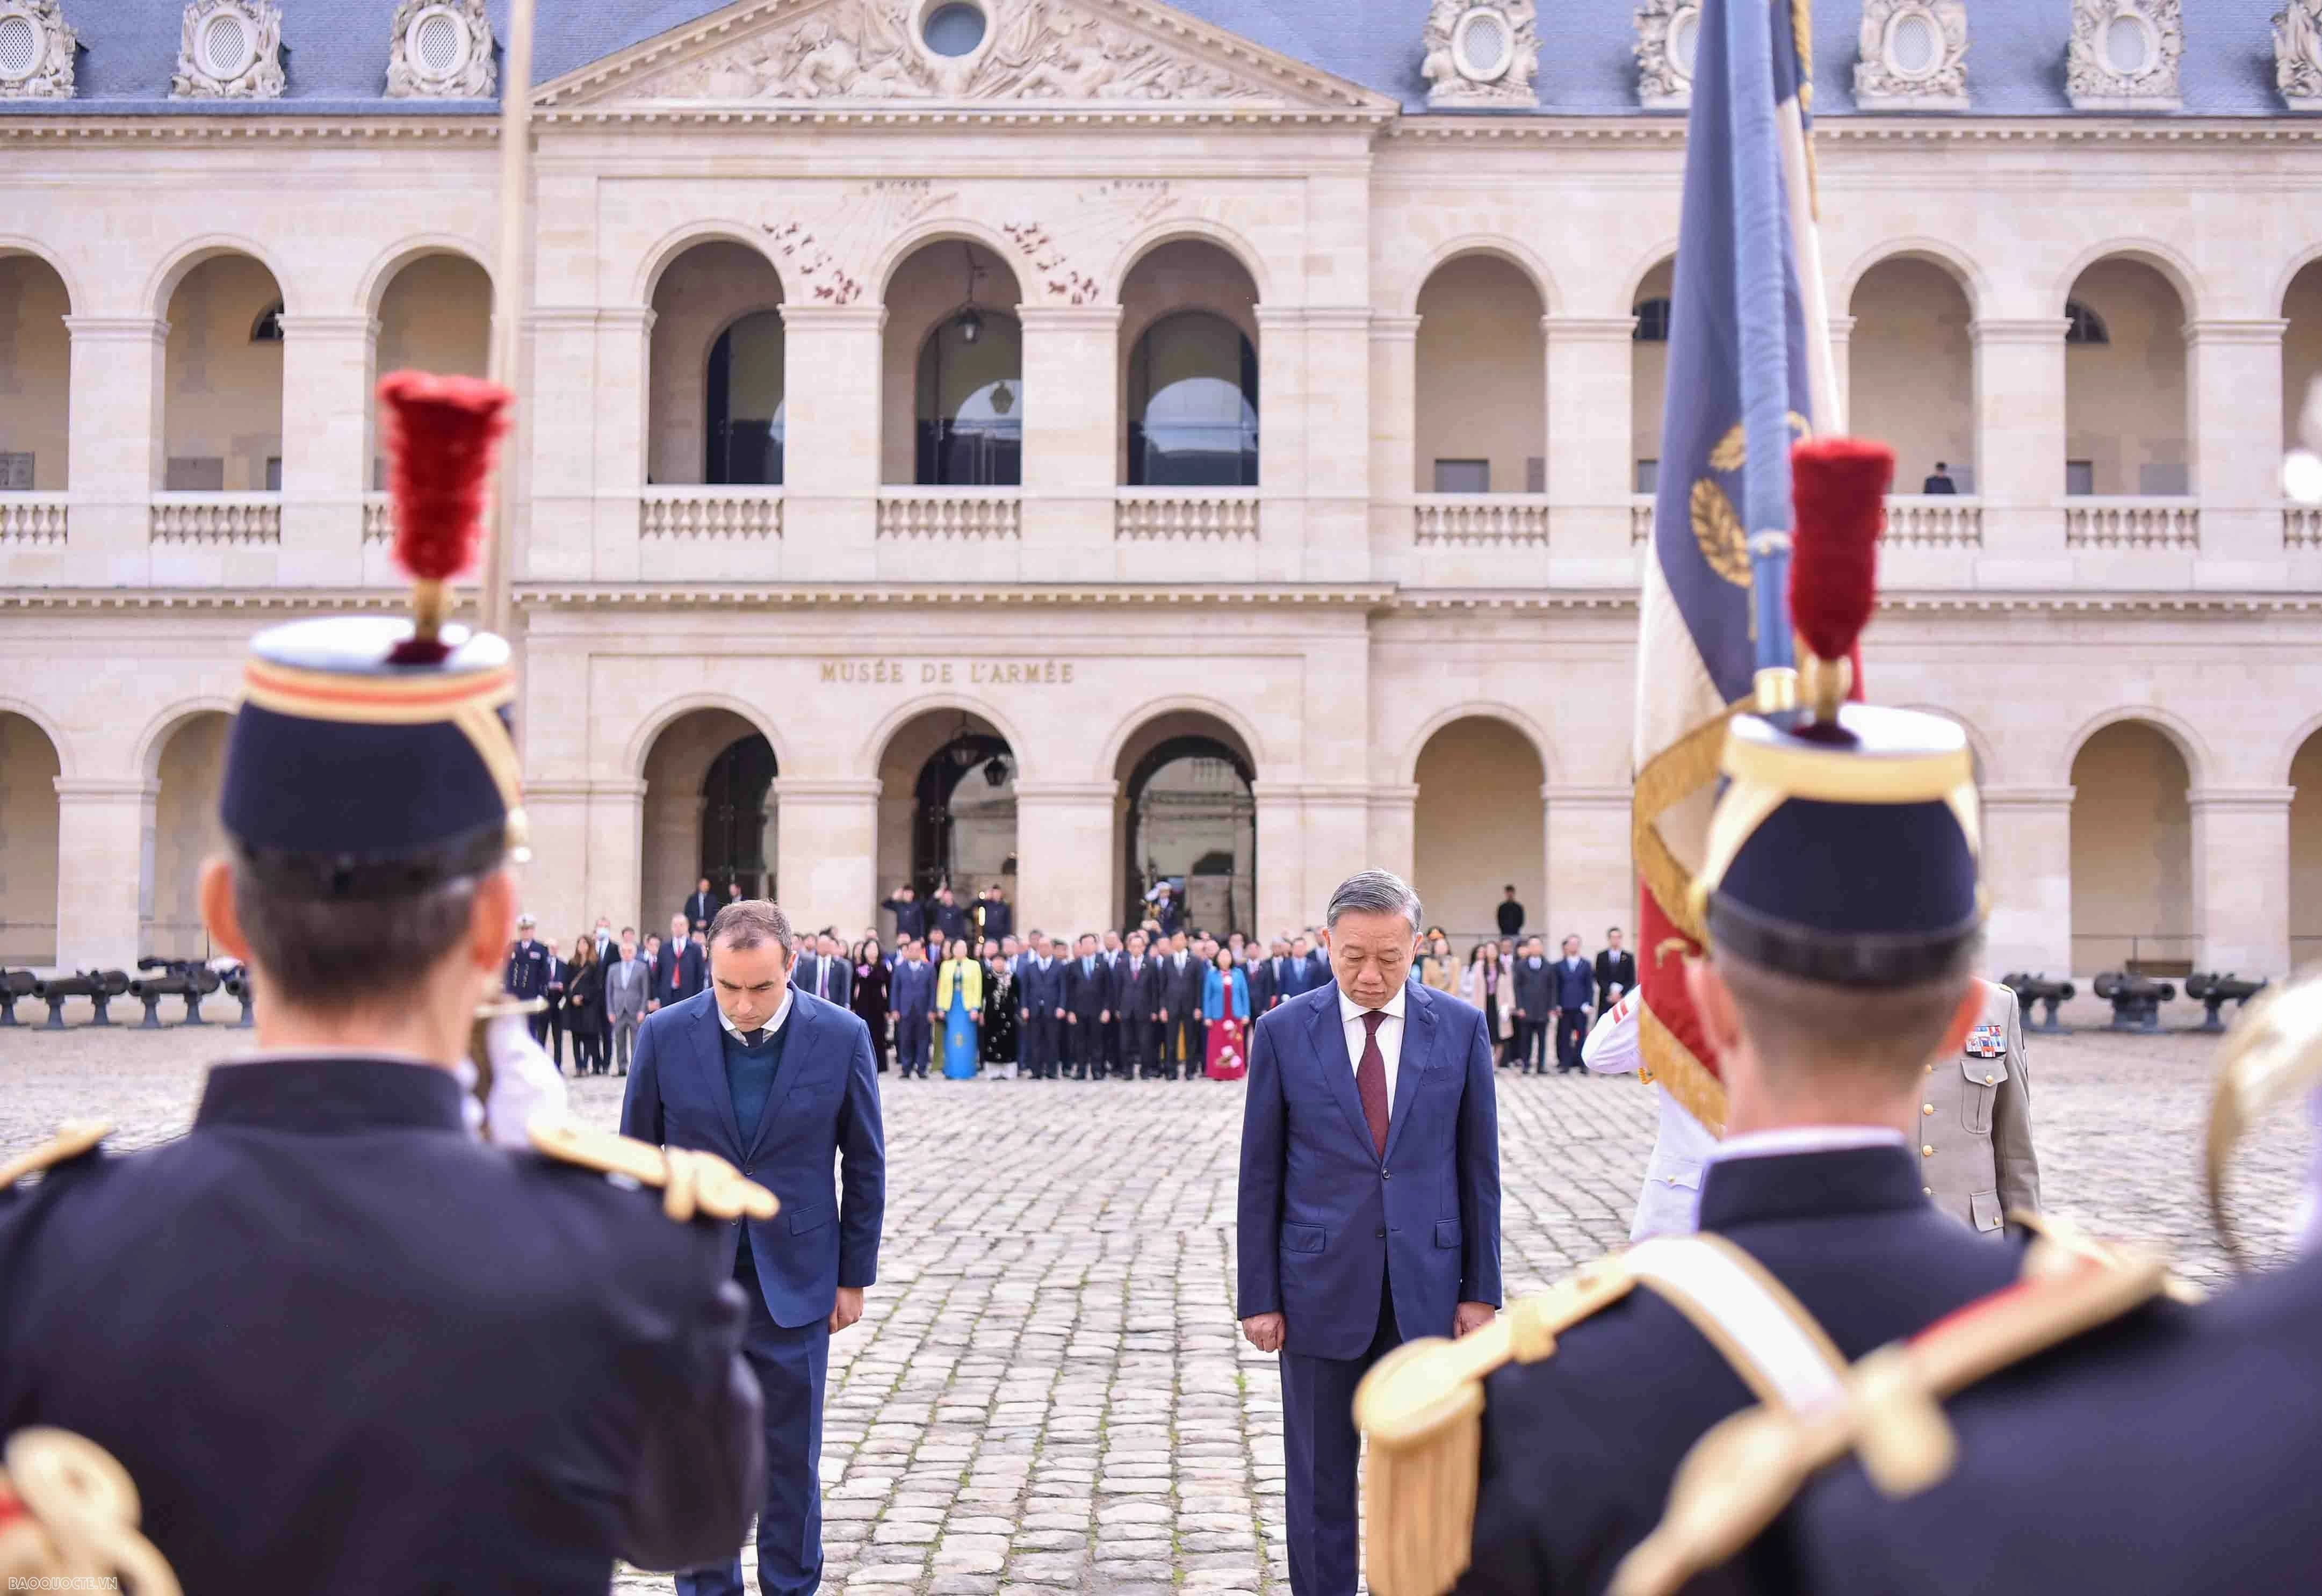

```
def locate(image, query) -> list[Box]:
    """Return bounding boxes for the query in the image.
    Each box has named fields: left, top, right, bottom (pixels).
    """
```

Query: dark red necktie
left=1357, top=1010, right=1389, bottom=1158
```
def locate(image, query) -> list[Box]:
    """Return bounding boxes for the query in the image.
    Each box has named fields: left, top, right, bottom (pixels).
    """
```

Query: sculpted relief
left=633, top=0, right=1271, bottom=103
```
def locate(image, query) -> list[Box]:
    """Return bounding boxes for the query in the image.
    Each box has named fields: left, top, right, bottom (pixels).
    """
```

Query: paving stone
left=15, top=1026, right=2302, bottom=1596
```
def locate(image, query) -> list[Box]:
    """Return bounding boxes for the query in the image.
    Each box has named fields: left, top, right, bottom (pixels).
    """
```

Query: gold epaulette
left=1354, top=1258, right=1636, bottom=1596
left=0, top=1121, right=111, bottom=1190
left=528, top=1120, right=780, bottom=1225
left=1609, top=1230, right=2172, bottom=1596
left=0, top=1428, right=179, bottom=1594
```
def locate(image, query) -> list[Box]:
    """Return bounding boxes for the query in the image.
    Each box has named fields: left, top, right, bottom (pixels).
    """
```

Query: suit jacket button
left=1376, top=1227, right=1387, bottom=1238
left=1381, top=1171, right=1391, bottom=1180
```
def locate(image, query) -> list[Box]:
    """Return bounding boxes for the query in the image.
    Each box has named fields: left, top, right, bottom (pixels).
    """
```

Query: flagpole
left=1725, top=0, right=1798, bottom=711
left=1776, top=3, right=1842, bottom=434
left=481, top=0, right=536, bottom=647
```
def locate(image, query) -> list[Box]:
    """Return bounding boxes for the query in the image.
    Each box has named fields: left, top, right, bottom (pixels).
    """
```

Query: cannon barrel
left=2000, top=971, right=2076, bottom=1034
left=129, top=964, right=218, bottom=1028
left=220, top=962, right=257, bottom=1028
left=2093, top=969, right=2174, bottom=1032
left=33, top=969, right=131, bottom=1028
left=2186, top=971, right=2268, bottom=1033
left=0, top=967, right=34, bottom=1026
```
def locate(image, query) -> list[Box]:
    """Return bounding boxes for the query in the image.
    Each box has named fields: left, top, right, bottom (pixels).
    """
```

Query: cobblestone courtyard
left=2, top=1007, right=2309, bottom=1594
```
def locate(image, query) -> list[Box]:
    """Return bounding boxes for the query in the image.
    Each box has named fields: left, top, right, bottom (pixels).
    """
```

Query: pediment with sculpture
left=539, top=0, right=1387, bottom=114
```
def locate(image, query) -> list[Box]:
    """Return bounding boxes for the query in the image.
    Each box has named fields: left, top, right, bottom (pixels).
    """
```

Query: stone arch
left=1107, top=705, right=1259, bottom=939
left=1616, top=238, right=1682, bottom=320
left=1109, top=217, right=1273, bottom=308
left=2290, top=723, right=2322, bottom=970
left=0, top=248, right=75, bottom=491
left=1836, top=236, right=1987, bottom=317
left=872, top=218, right=1026, bottom=307
left=0, top=235, right=82, bottom=314
left=1409, top=711, right=1549, bottom=944
left=2274, top=242, right=2322, bottom=315
left=1094, top=694, right=1271, bottom=783
left=647, top=240, right=790, bottom=487
left=627, top=692, right=790, bottom=782
left=356, top=234, right=494, bottom=319
left=145, top=234, right=295, bottom=320
left=637, top=703, right=784, bottom=921
left=1850, top=252, right=1978, bottom=491
left=631, top=220, right=787, bottom=307
left=1402, top=235, right=1560, bottom=319
left=2052, top=238, right=2204, bottom=322
left=134, top=696, right=239, bottom=782
left=2058, top=705, right=2209, bottom=789
left=0, top=695, right=75, bottom=778
left=871, top=702, right=1024, bottom=916
left=1412, top=249, right=1548, bottom=495
left=861, top=694, right=1036, bottom=783
left=143, top=705, right=234, bottom=960
left=2282, top=710, right=2322, bottom=786
left=2067, top=714, right=2196, bottom=976
left=0, top=708, right=64, bottom=965
left=1397, top=700, right=1555, bottom=787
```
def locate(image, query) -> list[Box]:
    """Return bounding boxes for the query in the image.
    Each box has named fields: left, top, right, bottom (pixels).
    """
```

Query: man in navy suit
left=1550, top=933, right=1595, bottom=1073
left=888, top=940, right=934, bottom=1079
left=1273, top=933, right=1324, bottom=1003
left=1237, top=869, right=1502, bottom=1596
left=795, top=931, right=852, bottom=1009
left=1062, top=933, right=1114, bottom=1081
left=1114, top=932, right=1164, bottom=1079
left=651, top=910, right=706, bottom=1012
left=622, top=899, right=886, bottom=1596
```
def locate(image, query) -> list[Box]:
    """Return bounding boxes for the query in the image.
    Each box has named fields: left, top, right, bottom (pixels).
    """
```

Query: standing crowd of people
left=503, top=875, right=1637, bottom=1089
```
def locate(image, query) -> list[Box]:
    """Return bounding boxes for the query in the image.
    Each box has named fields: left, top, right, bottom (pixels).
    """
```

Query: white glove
left=479, top=1010, right=569, bottom=1149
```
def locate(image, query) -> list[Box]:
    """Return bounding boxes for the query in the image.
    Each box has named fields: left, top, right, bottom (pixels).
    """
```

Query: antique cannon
left=37, top=969, right=130, bottom=1029
left=0, top=968, right=37, bottom=1026
left=2184, top=971, right=2268, bottom=1034
left=130, top=958, right=222, bottom=1029
left=2093, top=969, right=2175, bottom=1032
left=2000, top=971, right=2075, bottom=1035
left=221, top=962, right=256, bottom=1028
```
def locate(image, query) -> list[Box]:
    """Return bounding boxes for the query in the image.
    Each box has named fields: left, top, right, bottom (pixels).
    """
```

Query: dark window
left=915, top=308, right=1022, bottom=487
left=250, top=302, right=284, bottom=343
left=0, top=452, right=32, bottom=490
left=2064, top=300, right=2109, bottom=345
left=165, top=457, right=225, bottom=492
left=1633, top=297, right=1672, bottom=342
left=2065, top=460, right=2095, bottom=496
left=264, top=456, right=282, bottom=492
left=1635, top=459, right=1660, bottom=494
left=1433, top=459, right=1490, bottom=494
left=701, top=734, right=777, bottom=900
left=923, top=2, right=986, bottom=56
left=1127, top=311, right=1258, bottom=487
left=707, top=309, right=785, bottom=486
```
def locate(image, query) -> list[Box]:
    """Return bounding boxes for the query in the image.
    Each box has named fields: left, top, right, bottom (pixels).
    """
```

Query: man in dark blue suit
left=1273, top=933, right=1324, bottom=1003
left=622, top=900, right=886, bottom=1596
left=1430, top=700, right=2021, bottom=1596
left=888, top=939, right=934, bottom=1079
left=1237, top=869, right=1502, bottom=1596
left=1550, top=933, right=1595, bottom=1072
left=1062, top=932, right=1113, bottom=1081
left=1015, top=933, right=1061, bottom=1080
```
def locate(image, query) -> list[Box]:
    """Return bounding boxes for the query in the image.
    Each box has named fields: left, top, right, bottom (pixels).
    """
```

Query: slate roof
left=0, top=0, right=2301, bottom=117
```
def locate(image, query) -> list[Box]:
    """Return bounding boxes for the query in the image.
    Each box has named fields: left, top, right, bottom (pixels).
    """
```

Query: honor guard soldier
left=1619, top=984, right=2322, bottom=1596
left=0, top=372, right=769, bottom=1594
left=1352, top=442, right=2085, bottom=1596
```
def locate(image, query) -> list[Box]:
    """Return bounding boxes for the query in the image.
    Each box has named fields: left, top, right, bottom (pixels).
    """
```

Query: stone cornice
left=1387, top=115, right=2322, bottom=149
left=5, top=587, right=2321, bottom=619
left=0, top=117, right=495, bottom=145
left=532, top=104, right=1395, bottom=131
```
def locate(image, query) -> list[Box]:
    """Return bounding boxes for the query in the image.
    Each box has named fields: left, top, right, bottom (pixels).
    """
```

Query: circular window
left=0, top=11, right=41, bottom=82
left=923, top=2, right=987, bottom=58
left=409, top=6, right=472, bottom=77
left=1886, top=9, right=1941, bottom=77
left=1452, top=8, right=1513, bottom=83
left=2103, top=12, right=2153, bottom=76
left=1670, top=7, right=1701, bottom=82
left=198, top=10, right=257, bottom=81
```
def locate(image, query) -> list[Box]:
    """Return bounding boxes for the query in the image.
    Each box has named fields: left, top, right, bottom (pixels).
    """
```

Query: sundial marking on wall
left=761, top=178, right=961, bottom=306
left=999, top=179, right=1180, bottom=305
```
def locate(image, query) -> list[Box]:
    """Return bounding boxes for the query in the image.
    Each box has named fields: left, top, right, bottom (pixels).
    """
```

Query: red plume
left=1789, top=437, right=1892, bottom=689
left=379, top=370, right=509, bottom=586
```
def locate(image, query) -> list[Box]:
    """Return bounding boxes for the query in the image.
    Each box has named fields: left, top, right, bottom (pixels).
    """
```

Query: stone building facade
left=2, top=0, right=2320, bottom=983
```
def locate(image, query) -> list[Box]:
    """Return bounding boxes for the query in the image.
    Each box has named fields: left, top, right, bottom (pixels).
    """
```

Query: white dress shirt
left=1706, top=1125, right=1907, bottom=1164
left=1337, top=984, right=1407, bottom=1110
left=717, top=988, right=794, bottom=1045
